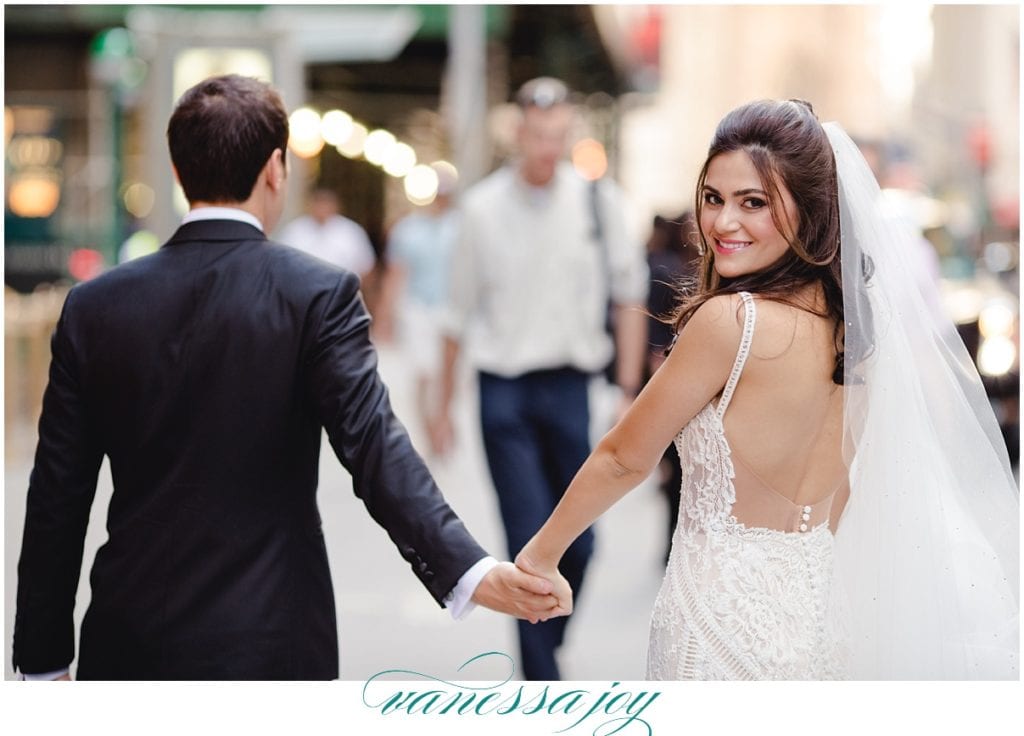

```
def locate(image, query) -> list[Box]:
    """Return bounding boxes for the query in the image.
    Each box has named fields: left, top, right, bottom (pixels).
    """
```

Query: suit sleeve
left=13, top=288, right=104, bottom=674
left=304, top=273, right=488, bottom=606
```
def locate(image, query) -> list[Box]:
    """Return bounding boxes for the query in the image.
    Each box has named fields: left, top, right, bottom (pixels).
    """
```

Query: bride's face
left=700, top=149, right=799, bottom=279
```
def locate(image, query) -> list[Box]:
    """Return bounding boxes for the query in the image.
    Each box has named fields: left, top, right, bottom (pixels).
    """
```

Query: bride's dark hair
left=668, top=99, right=847, bottom=383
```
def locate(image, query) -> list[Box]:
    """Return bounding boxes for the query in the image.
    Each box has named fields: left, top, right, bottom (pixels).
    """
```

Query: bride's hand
left=515, top=547, right=572, bottom=620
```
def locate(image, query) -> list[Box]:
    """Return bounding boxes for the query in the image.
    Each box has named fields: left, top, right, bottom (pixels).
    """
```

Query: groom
left=12, top=74, right=567, bottom=681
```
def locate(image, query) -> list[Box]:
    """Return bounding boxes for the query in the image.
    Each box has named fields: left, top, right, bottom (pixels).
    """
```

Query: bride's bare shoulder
left=687, top=292, right=749, bottom=329
left=678, top=292, right=826, bottom=363
left=668, top=294, right=750, bottom=370
left=745, top=294, right=833, bottom=362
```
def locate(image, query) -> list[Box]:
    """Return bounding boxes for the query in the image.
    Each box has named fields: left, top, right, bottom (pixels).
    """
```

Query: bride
left=517, top=99, right=1019, bottom=679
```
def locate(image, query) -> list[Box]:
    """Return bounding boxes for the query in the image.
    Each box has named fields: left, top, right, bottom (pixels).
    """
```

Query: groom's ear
left=264, top=148, right=286, bottom=193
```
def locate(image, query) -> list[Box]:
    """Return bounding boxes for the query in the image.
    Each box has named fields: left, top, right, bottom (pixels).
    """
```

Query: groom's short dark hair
left=168, top=74, right=289, bottom=204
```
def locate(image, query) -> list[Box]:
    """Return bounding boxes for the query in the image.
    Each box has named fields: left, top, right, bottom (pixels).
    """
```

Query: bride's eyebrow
left=702, top=184, right=768, bottom=197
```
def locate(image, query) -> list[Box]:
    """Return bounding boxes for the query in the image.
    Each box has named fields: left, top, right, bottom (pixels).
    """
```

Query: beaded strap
left=716, top=292, right=756, bottom=420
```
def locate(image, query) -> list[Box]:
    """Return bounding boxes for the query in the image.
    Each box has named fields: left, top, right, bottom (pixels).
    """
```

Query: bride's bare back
left=719, top=294, right=848, bottom=533
left=643, top=289, right=849, bottom=679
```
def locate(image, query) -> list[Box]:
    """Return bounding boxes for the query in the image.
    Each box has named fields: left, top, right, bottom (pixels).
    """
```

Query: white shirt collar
left=181, top=206, right=264, bottom=233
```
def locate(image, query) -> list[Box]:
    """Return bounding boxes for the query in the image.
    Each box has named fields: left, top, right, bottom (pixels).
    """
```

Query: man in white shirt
left=433, top=77, right=649, bottom=680
left=277, top=188, right=377, bottom=280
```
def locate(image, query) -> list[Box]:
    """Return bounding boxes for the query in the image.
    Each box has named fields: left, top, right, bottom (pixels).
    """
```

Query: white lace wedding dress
left=647, top=292, right=848, bottom=680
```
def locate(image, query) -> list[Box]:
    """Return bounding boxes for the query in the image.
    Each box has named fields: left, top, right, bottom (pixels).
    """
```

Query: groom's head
left=168, top=74, right=289, bottom=205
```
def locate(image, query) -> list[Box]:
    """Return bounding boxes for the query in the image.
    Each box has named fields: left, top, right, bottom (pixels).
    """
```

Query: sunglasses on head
left=516, top=78, right=570, bottom=110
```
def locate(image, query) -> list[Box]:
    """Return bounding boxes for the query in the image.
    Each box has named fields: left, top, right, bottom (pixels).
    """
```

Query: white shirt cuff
left=445, top=556, right=499, bottom=621
left=19, top=667, right=69, bottom=681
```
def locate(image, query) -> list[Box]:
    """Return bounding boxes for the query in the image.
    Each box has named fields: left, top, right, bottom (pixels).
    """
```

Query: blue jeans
left=478, top=367, right=595, bottom=680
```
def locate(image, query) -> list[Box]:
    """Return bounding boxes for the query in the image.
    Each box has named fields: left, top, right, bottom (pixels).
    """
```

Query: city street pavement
left=4, top=334, right=666, bottom=682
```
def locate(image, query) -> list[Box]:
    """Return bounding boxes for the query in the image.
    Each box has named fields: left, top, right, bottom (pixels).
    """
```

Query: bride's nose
left=713, top=204, right=741, bottom=233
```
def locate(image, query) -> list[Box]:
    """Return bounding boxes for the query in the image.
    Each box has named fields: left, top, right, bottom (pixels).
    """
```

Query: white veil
left=825, top=122, right=1019, bottom=679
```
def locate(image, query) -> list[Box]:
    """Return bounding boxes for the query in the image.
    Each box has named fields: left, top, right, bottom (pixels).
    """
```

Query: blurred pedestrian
left=378, top=163, right=460, bottom=438
left=12, top=74, right=566, bottom=682
left=644, top=212, right=700, bottom=561
left=432, top=76, right=649, bottom=680
left=277, top=187, right=377, bottom=281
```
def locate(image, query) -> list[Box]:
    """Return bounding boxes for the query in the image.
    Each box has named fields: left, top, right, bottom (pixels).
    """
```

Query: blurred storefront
left=4, top=4, right=622, bottom=283
left=5, top=6, right=120, bottom=291
left=6, top=4, right=1019, bottom=281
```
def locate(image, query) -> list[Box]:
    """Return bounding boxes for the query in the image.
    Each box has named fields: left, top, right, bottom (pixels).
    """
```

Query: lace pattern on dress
left=647, top=292, right=849, bottom=680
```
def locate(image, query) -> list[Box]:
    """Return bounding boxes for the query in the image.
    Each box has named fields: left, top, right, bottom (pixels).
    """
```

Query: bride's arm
left=517, top=294, right=747, bottom=584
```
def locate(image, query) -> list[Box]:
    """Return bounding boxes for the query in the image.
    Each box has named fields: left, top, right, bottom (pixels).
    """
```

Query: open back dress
left=646, top=292, right=848, bottom=680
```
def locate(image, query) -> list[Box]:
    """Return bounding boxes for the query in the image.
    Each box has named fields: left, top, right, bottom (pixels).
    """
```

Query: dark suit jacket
left=13, top=218, right=487, bottom=680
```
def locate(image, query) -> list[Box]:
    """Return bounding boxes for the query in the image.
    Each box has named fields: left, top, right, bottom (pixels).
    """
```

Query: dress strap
left=716, top=292, right=756, bottom=420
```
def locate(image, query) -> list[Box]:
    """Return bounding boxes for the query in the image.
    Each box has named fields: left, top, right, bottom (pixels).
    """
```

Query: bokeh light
left=321, top=110, right=354, bottom=147
left=6, top=136, right=63, bottom=167
left=363, top=129, right=396, bottom=166
left=336, top=122, right=368, bottom=158
left=8, top=175, right=60, bottom=218
left=68, top=248, right=104, bottom=281
left=978, top=302, right=1016, bottom=339
left=123, top=182, right=156, bottom=218
left=383, top=142, right=417, bottom=177
left=288, top=107, right=324, bottom=159
left=120, top=230, right=160, bottom=262
left=978, top=336, right=1017, bottom=377
left=404, top=164, right=439, bottom=206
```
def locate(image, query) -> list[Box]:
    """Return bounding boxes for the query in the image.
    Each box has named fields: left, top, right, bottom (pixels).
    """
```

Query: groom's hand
left=471, top=561, right=567, bottom=624
left=514, top=550, right=573, bottom=621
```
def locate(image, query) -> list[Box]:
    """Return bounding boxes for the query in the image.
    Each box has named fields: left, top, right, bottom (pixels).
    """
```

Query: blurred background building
left=6, top=2, right=1018, bottom=453
left=5, top=4, right=1019, bottom=269
left=4, top=2, right=1020, bottom=681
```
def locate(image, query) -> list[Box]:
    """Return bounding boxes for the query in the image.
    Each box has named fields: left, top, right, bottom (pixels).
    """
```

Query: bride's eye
left=743, top=197, right=767, bottom=209
left=703, top=191, right=723, bottom=206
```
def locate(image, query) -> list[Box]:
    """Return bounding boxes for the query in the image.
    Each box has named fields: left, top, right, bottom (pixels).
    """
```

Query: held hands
left=513, top=548, right=573, bottom=622
left=471, top=561, right=572, bottom=624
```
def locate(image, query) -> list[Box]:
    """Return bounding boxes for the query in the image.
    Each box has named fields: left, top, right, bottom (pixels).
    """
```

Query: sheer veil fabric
left=826, top=123, right=1019, bottom=679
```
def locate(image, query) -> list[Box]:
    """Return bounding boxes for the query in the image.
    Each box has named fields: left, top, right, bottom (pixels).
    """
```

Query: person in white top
left=432, top=77, right=649, bottom=680
left=276, top=188, right=377, bottom=279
